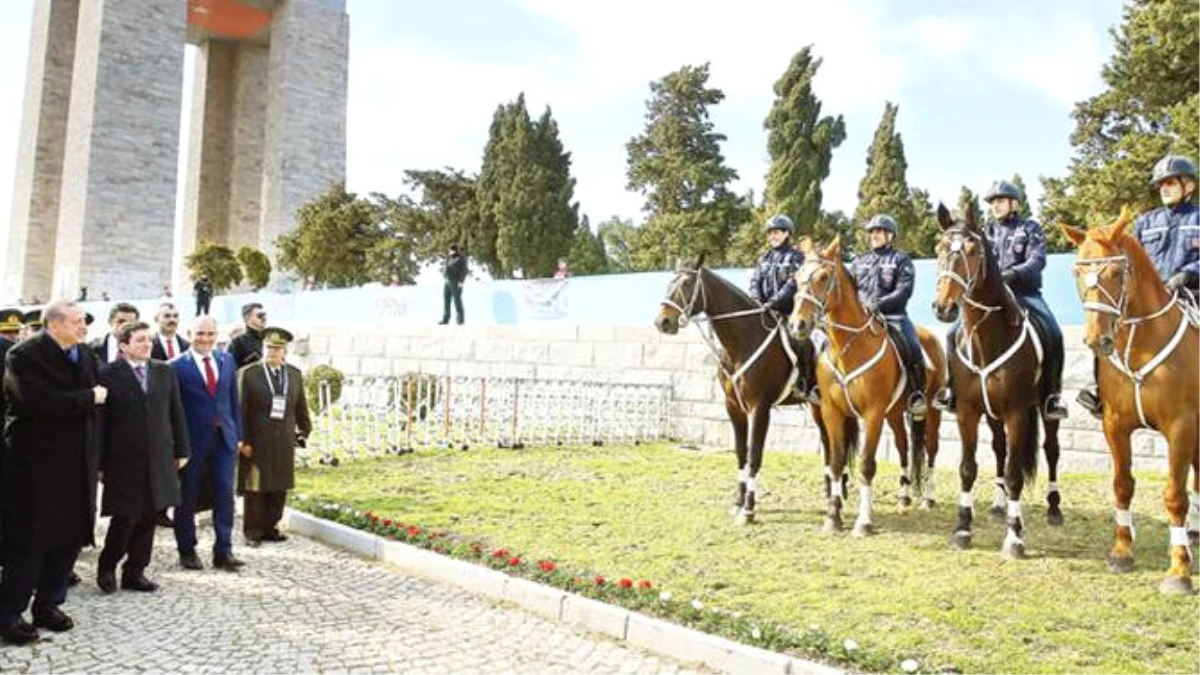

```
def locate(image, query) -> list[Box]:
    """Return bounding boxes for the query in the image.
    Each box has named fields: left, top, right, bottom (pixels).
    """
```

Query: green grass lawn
left=294, top=443, right=1198, bottom=674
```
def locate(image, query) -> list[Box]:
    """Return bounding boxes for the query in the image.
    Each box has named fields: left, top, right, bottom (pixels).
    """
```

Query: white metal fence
left=301, top=375, right=673, bottom=466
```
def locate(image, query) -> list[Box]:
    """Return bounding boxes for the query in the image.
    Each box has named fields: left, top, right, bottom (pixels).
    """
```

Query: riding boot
left=933, top=327, right=957, bottom=414
left=1076, top=357, right=1103, bottom=420
left=907, top=359, right=927, bottom=421
left=793, top=338, right=821, bottom=404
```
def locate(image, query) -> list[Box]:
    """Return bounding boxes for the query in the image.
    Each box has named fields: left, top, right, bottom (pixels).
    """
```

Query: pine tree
left=596, top=217, right=635, bottom=273
left=1009, top=173, right=1030, bottom=218
left=854, top=102, right=917, bottom=252
left=763, top=47, right=846, bottom=239
left=1041, top=0, right=1199, bottom=227
left=626, top=63, right=745, bottom=269
left=907, top=188, right=940, bottom=258
left=568, top=215, right=608, bottom=275
left=956, top=186, right=982, bottom=224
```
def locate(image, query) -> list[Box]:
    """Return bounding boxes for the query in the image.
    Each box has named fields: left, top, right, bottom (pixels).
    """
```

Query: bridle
left=936, top=227, right=1004, bottom=321
left=1071, top=254, right=1131, bottom=322
left=660, top=267, right=770, bottom=325
left=796, top=258, right=882, bottom=338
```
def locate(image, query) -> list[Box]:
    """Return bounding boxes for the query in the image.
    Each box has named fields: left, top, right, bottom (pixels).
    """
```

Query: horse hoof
left=988, top=505, right=1006, bottom=520
left=898, top=496, right=913, bottom=508
left=734, top=511, right=755, bottom=526
left=852, top=523, right=874, bottom=538
left=1046, top=510, right=1065, bottom=527
left=1158, top=575, right=1195, bottom=596
left=951, top=532, right=972, bottom=550
left=822, top=517, right=843, bottom=533
left=1001, top=542, right=1026, bottom=560
left=1106, top=554, right=1135, bottom=574
left=919, top=499, right=937, bottom=511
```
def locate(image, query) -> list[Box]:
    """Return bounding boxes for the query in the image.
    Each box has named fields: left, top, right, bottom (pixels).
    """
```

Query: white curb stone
left=504, top=577, right=567, bottom=622
left=561, top=594, right=630, bottom=640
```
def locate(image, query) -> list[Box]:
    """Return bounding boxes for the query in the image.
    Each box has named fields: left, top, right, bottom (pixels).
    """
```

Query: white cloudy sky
left=0, top=0, right=1124, bottom=278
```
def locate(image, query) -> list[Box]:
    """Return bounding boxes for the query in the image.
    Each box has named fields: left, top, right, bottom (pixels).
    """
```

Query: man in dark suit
left=90, top=302, right=139, bottom=365
left=228, top=303, right=267, bottom=368
left=0, top=301, right=105, bottom=644
left=172, top=316, right=244, bottom=571
left=96, top=322, right=190, bottom=594
left=150, top=303, right=189, bottom=362
left=237, top=328, right=311, bottom=546
left=0, top=309, right=23, bottom=569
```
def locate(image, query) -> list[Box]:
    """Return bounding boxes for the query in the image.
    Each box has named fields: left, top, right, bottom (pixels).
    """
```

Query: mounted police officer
left=1077, top=154, right=1199, bottom=418
left=849, top=215, right=927, bottom=420
left=749, top=214, right=817, bottom=402
left=933, top=180, right=1069, bottom=420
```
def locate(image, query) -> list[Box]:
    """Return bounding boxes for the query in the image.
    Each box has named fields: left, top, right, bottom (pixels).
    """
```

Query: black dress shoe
left=97, top=571, right=117, bottom=595
left=31, top=607, right=73, bottom=633
left=261, top=530, right=289, bottom=543
left=156, top=510, right=174, bottom=528
left=179, top=550, right=204, bottom=570
left=67, top=570, right=81, bottom=587
left=120, top=575, right=159, bottom=593
left=212, top=554, right=245, bottom=571
left=0, top=618, right=38, bottom=645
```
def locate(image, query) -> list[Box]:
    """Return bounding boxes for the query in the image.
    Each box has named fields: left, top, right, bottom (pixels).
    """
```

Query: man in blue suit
left=172, top=316, right=245, bottom=571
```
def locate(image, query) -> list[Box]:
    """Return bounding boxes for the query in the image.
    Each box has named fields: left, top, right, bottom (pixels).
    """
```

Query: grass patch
left=294, top=443, right=1198, bottom=674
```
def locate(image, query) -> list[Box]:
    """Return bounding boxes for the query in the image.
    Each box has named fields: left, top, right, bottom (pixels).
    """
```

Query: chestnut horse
left=789, top=237, right=948, bottom=536
left=932, top=204, right=1063, bottom=558
left=655, top=257, right=832, bottom=524
left=1060, top=206, right=1199, bottom=595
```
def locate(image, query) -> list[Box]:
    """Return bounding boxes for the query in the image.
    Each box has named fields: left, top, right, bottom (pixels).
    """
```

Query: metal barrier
left=301, top=375, right=673, bottom=466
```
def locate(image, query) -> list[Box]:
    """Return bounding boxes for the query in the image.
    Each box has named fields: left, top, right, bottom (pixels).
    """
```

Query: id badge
left=270, top=395, right=287, bottom=420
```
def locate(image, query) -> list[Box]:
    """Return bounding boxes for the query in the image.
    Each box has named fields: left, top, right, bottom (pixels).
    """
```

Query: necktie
left=203, top=356, right=217, bottom=396
left=167, top=337, right=175, bottom=359
left=134, top=364, right=147, bottom=392
left=67, top=346, right=79, bottom=363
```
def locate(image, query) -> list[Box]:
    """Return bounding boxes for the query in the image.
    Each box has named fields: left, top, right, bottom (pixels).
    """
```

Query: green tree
left=1009, top=173, right=1030, bottom=218
left=906, top=188, right=940, bottom=258
left=1041, top=0, right=1199, bottom=227
left=235, top=246, right=271, bottom=290
left=185, top=241, right=242, bottom=292
left=596, top=216, right=635, bottom=273
left=626, top=63, right=745, bottom=269
left=854, top=102, right=917, bottom=252
left=725, top=197, right=769, bottom=267
left=956, top=186, right=982, bottom=223
left=763, top=47, right=847, bottom=235
left=395, top=168, right=485, bottom=268
left=567, top=215, right=608, bottom=275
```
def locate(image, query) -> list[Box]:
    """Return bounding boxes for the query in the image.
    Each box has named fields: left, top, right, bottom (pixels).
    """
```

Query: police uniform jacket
left=749, top=242, right=805, bottom=315
left=1134, top=202, right=1199, bottom=288
left=849, top=245, right=915, bottom=319
left=986, top=215, right=1047, bottom=296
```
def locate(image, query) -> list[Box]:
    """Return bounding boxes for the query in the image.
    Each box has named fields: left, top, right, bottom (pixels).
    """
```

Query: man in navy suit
left=171, top=316, right=245, bottom=571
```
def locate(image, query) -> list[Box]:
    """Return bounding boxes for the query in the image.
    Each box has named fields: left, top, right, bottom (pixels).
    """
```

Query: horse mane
left=1112, top=229, right=1169, bottom=296
left=701, top=265, right=759, bottom=309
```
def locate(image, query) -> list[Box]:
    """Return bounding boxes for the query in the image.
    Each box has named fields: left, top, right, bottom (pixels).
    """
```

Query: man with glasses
left=228, top=303, right=267, bottom=369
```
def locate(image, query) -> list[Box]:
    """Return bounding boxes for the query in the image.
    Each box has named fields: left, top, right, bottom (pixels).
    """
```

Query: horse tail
left=1019, top=406, right=1040, bottom=486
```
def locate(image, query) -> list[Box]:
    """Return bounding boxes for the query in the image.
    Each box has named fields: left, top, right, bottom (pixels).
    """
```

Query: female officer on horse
left=850, top=214, right=928, bottom=419
left=1077, top=154, right=1199, bottom=418
left=749, top=214, right=817, bottom=402
left=934, top=180, right=1069, bottom=421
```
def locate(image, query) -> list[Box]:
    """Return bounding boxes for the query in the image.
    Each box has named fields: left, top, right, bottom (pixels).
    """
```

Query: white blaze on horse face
left=950, top=240, right=963, bottom=253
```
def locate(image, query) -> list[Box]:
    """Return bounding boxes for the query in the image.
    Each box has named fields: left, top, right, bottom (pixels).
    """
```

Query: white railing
left=302, top=375, right=672, bottom=466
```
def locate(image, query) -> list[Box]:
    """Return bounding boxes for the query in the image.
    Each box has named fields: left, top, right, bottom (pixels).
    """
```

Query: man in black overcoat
left=0, top=301, right=105, bottom=644
left=96, top=321, right=190, bottom=594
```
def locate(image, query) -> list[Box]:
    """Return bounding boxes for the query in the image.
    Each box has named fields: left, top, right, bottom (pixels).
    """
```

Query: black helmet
left=764, top=214, right=795, bottom=234
left=863, top=214, right=897, bottom=234
left=1150, top=155, right=1197, bottom=186
left=984, top=180, right=1022, bottom=203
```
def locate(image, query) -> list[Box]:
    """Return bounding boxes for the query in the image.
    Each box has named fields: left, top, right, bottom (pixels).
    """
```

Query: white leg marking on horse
left=1047, top=481, right=1059, bottom=495
left=924, top=474, right=936, bottom=500
left=739, top=466, right=749, bottom=483
left=856, top=485, right=873, bottom=527
left=992, top=479, right=1007, bottom=510
left=1006, top=499, right=1022, bottom=520
left=1169, top=527, right=1192, bottom=560
left=1003, top=527, right=1025, bottom=549
left=746, top=476, right=758, bottom=496
left=1115, top=508, right=1136, bottom=540
left=831, top=476, right=845, bottom=500
left=959, top=491, right=974, bottom=511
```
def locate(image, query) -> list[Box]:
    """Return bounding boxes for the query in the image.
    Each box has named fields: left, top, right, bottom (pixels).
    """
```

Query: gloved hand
left=863, top=301, right=878, bottom=315
left=1166, top=272, right=1189, bottom=292
left=1001, top=270, right=1018, bottom=285
left=765, top=298, right=784, bottom=314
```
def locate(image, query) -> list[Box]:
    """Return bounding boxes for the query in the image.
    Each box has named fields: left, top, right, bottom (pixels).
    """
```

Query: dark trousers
left=1016, top=293, right=1064, bottom=397
left=886, top=316, right=926, bottom=394
left=0, top=545, right=79, bottom=625
left=195, top=297, right=211, bottom=316
left=98, top=512, right=156, bottom=578
left=442, top=282, right=464, bottom=324
left=243, top=491, right=288, bottom=539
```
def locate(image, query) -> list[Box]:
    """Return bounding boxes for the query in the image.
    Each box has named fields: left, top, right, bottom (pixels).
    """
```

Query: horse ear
left=799, top=237, right=815, bottom=256
left=936, top=203, right=954, bottom=231
left=1112, top=204, right=1134, bottom=238
left=964, top=204, right=980, bottom=232
left=1058, top=222, right=1086, bottom=247
left=822, top=235, right=841, bottom=259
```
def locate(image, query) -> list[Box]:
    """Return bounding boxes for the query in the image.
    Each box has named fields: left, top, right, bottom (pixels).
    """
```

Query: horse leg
left=810, top=403, right=832, bottom=500
left=987, top=416, right=1008, bottom=520
left=953, top=409, right=982, bottom=550
left=886, top=412, right=912, bottom=507
left=852, top=413, right=885, bottom=537
left=736, top=404, right=772, bottom=526
left=1160, top=421, right=1197, bottom=595
left=1189, top=459, right=1200, bottom=549
left=820, top=407, right=849, bottom=533
left=1000, top=408, right=1037, bottom=560
left=725, top=396, right=749, bottom=516
left=1103, top=422, right=1137, bottom=574
left=1043, top=417, right=1064, bottom=526
left=921, top=406, right=941, bottom=509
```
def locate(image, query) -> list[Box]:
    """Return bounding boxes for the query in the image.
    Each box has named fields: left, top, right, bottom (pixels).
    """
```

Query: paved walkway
left=0, top=520, right=710, bottom=674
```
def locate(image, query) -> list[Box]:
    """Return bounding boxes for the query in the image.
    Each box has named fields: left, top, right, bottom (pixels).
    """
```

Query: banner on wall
left=522, top=279, right=570, bottom=320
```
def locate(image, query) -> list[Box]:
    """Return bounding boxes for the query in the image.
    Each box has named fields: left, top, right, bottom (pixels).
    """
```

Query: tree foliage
left=907, top=189, right=940, bottom=258
left=854, top=102, right=919, bottom=252
left=394, top=168, right=484, bottom=268
left=236, top=246, right=271, bottom=290
left=626, top=63, right=747, bottom=269
left=1041, top=0, right=1199, bottom=229
left=956, top=186, right=982, bottom=224
left=596, top=216, right=635, bottom=274
left=185, top=241, right=242, bottom=292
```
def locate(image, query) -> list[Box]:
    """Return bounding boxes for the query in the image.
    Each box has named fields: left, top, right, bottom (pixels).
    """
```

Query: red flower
left=638, top=580, right=653, bottom=589
left=507, top=556, right=522, bottom=567
left=594, top=576, right=605, bottom=586
left=492, top=548, right=509, bottom=559
left=381, top=519, right=392, bottom=527
left=538, top=560, right=557, bottom=572
left=366, top=512, right=379, bottom=522
left=618, top=578, right=633, bottom=588
left=407, top=525, right=422, bottom=537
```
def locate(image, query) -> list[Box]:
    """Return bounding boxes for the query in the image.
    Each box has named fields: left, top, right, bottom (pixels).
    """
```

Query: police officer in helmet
left=850, top=214, right=928, bottom=419
left=749, top=214, right=818, bottom=402
left=1077, top=154, right=1199, bottom=418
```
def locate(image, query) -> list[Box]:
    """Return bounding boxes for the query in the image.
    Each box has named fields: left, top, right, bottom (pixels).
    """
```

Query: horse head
left=1060, top=205, right=1138, bottom=358
left=790, top=236, right=842, bottom=339
left=655, top=252, right=707, bottom=334
left=932, top=202, right=988, bottom=323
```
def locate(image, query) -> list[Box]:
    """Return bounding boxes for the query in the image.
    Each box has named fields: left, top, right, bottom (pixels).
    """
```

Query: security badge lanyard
left=262, top=362, right=288, bottom=420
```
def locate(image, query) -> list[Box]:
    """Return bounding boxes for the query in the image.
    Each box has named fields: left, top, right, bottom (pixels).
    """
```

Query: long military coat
left=237, top=362, right=311, bottom=494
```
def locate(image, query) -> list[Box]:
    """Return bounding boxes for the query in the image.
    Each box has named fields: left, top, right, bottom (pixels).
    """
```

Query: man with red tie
left=150, top=303, right=189, bottom=362
left=171, top=316, right=244, bottom=572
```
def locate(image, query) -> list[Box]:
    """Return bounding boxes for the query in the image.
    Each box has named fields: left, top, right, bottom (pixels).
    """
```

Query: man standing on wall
left=193, top=276, right=213, bottom=317
left=439, top=245, right=468, bottom=325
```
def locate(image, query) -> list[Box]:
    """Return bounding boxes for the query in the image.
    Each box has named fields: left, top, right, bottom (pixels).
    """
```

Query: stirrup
left=908, top=393, right=927, bottom=421
left=1044, top=394, right=1069, bottom=421
left=1075, top=388, right=1102, bottom=420
left=932, top=388, right=955, bottom=413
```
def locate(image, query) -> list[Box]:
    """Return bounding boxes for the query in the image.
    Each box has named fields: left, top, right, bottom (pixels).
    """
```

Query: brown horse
left=655, top=257, right=830, bottom=524
left=789, top=237, right=947, bottom=535
left=932, top=203, right=1063, bottom=558
left=1060, top=206, right=1199, bottom=595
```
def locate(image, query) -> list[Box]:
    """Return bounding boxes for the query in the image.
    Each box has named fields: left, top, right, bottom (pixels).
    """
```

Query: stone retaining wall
left=287, top=322, right=1169, bottom=472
